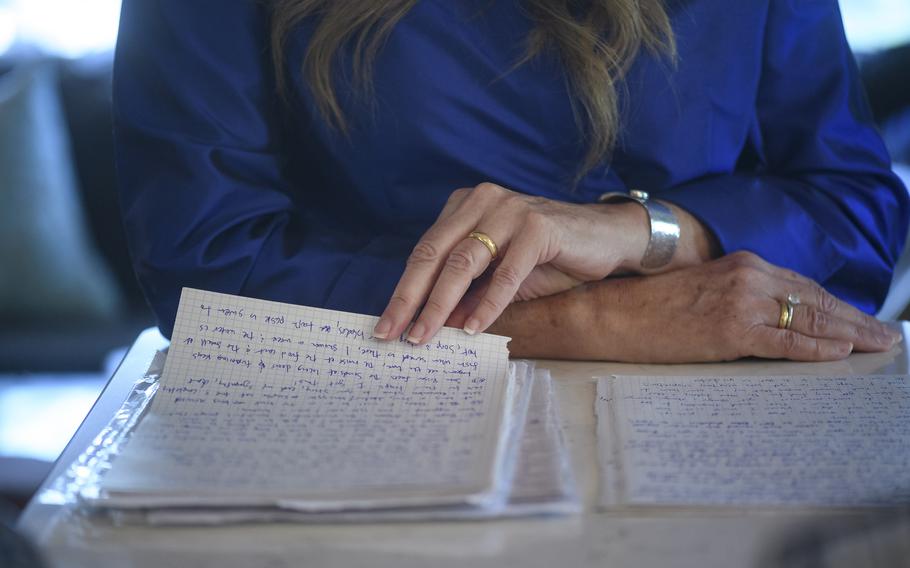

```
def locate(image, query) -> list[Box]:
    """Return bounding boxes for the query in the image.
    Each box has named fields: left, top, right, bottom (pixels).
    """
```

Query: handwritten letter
left=100, top=288, right=513, bottom=509
left=597, top=375, right=910, bottom=507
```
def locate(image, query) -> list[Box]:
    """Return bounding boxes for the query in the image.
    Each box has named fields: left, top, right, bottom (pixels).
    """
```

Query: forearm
left=487, top=283, right=610, bottom=360
left=484, top=205, right=722, bottom=359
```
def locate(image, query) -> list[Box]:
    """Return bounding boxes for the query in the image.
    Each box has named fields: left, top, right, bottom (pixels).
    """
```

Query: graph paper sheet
left=95, top=288, right=516, bottom=511
left=596, top=375, right=910, bottom=508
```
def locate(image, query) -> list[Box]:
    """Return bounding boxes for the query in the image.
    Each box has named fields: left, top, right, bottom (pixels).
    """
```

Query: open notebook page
left=597, top=375, right=910, bottom=507
left=96, top=288, right=514, bottom=510
left=132, top=368, right=579, bottom=525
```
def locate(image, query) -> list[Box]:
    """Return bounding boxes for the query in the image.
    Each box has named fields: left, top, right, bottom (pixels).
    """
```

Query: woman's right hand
left=490, top=251, right=901, bottom=363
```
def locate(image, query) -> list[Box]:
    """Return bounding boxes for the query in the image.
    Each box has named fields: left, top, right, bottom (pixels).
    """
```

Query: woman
left=115, top=0, right=908, bottom=362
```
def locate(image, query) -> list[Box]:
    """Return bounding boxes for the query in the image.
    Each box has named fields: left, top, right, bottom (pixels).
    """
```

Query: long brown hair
left=270, top=0, right=676, bottom=179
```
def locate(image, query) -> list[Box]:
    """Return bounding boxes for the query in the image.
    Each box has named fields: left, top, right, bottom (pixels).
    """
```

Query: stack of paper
left=83, top=288, right=577, bottom=523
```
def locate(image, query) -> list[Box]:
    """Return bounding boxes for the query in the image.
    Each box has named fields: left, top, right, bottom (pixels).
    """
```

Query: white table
left=17, top=325, right=910, bottom=568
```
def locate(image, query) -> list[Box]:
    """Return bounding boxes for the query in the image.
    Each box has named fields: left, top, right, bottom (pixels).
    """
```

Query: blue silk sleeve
left=659, top=1, right=908, bottom=314
left=115, top=1, right=406, bottom=338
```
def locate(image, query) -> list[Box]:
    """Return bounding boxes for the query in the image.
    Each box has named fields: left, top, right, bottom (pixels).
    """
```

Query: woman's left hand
left=488, top=251, right=901, bottom=362
left=371, top=182, right=656, bottom=344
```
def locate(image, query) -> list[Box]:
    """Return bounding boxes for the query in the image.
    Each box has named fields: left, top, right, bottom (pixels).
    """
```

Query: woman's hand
left=490, top=251, right=900, bottom=363
left=372, top=182, right=717, bottom=344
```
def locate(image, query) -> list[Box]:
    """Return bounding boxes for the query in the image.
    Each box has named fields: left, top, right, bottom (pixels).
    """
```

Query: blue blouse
left=115, top=0, right=908, bottom=338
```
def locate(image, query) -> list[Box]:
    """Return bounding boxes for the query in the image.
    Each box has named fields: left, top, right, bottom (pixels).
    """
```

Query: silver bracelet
left=598, top=189, right=680, bottom=269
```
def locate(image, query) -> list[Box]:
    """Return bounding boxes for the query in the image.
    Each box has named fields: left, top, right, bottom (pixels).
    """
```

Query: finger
left=463, top=229, right=542, bottom=334
left=444, top=299, right=476, bottom=331
left=445, top=276, right=492, bottom=329
left=770, top=267, right=897, bottom=338
left=406, top=237, right=498, bottom=344
left=436, top=187, right=472, bottom=220
left=749, top=326, right=854, bottom=362
left=373, top=196, right=486, bottom=340
left=789, top=304, right=898, bottom=352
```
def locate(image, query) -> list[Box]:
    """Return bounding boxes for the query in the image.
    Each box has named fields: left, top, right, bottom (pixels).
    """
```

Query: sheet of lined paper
left=99, top=288, right=514, bottom=509
left=597, top=375, right=910, bottom=507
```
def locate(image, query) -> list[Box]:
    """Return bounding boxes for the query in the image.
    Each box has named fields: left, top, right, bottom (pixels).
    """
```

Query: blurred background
left=0, top=0, right=909, bottom=530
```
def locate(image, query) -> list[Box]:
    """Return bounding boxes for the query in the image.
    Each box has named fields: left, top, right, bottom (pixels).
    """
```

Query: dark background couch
left=0, top=55, right=154, bottom=374
left=863, top=43, right=910, bottom=165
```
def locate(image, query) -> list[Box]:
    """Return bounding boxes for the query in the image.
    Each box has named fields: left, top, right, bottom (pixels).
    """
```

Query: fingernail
left=891, top=331, right=902, bottom=346
left=463, top=318, right=480, bottom=336
left=844, top=342, right=854, bottom=354
left=373, top=318, right=391, bottom=339
left=407, top=322, right=426, bottom=344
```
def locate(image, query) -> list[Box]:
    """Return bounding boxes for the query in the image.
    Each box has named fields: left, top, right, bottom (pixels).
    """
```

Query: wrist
left=597, top=190, right=682, bottom=272
left=590, top=202, right=651, bottom=274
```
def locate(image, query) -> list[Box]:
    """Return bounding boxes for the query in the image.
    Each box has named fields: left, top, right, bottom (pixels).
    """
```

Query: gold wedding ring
left=468, top=231, right=498, bottom=260
left=778, top=299, right=795, bottom=330
left=777, top=291, right=800, bottom=330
